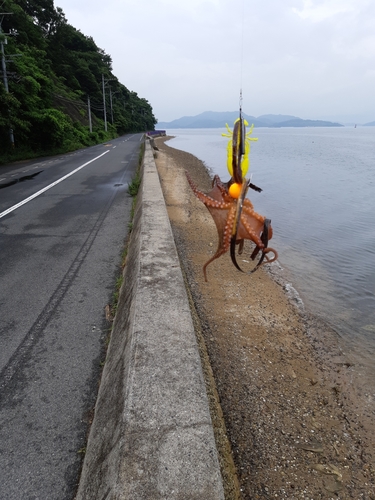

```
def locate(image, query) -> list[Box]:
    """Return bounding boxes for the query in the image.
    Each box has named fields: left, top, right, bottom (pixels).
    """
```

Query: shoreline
left=155, top=136, right=375, bottom=499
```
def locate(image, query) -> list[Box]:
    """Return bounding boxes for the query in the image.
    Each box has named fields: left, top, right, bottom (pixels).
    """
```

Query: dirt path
left=154, top=137, right=375, bottom=500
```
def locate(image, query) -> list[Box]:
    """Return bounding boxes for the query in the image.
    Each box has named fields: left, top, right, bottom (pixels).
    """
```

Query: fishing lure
left=186, top=111, right=277, bottom=281
left=222, top=119, right=257, bottom=181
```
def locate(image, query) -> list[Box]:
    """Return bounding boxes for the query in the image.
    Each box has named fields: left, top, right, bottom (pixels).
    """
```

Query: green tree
left=0, top=0, right=157, bottom=161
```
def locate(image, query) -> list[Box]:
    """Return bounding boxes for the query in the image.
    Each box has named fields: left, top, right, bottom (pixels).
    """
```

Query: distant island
left=157, top=111, right=345, bottom=129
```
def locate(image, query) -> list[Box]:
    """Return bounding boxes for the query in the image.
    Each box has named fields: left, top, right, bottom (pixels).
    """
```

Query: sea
left=167, top=126, right=375, bottom=389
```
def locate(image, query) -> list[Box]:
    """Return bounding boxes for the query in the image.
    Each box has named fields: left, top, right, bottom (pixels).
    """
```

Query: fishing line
left=239, top=0, right=246, bottom=113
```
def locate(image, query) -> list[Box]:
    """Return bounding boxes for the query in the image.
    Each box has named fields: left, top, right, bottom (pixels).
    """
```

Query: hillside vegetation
left=0, top=0, right=157, bottom=163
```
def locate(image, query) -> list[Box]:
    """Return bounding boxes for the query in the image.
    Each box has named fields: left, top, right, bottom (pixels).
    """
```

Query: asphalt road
left=0, top=134, right=142, bottom=499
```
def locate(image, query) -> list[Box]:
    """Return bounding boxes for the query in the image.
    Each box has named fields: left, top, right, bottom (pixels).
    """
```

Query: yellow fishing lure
left=222, top=119, right=258, bottom=179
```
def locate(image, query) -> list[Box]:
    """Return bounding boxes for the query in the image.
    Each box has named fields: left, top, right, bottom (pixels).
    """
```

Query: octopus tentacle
left=186, top=170, right=276, bottom=280
left=202, top=204, right=236, bottom=281
left=241, top=217, right=264, bottom=248
left=203, top=248, right=227, bottom=282
left=186, top=172, right=231, bottom=209
left=214, top=178, right=233, bottom=202
left=223, top=204, right=236, bottom=251
left=242, top=204, right=265, bottom=224
left=243, top=198, right=255, bottom=210
left=262, top=247, right=278, bottom=263
left=237, top=239, right=245, bottom=255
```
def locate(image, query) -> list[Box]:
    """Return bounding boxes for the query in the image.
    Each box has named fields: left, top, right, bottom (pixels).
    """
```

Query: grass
left=127, top=143, right=144, bottom=197
left=127, top=141, right=145, bottom=229
left=127, top=170, right=141, bottom=197
left=108, top=141, right=145, bottom=318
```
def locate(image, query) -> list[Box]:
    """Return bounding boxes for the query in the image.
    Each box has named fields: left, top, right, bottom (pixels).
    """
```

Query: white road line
left=0, top=178, right=5, bottom=182
left=0, top=150, right=110, bottom=220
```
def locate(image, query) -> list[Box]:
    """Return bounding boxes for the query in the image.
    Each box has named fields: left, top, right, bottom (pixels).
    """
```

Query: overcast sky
left=56, top=0, right=375, bottom=124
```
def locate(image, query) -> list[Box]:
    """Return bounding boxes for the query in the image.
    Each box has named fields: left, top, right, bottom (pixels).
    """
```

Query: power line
left=53, top=92, right=104, bottom=111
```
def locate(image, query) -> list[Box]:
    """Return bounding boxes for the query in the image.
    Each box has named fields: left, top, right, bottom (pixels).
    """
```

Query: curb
left=75, top=142, right=225, bottom=499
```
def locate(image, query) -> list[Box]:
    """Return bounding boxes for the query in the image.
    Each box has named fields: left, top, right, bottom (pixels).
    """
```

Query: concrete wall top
left=75, top=141, right=225, bottom=499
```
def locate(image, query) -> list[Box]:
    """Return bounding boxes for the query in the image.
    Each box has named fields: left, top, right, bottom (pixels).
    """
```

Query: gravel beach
left=154, top=136, right=375, bottom=500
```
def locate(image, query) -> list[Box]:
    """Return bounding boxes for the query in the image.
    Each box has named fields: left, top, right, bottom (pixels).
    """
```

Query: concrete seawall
left=75, top=142, right=225, bottom=499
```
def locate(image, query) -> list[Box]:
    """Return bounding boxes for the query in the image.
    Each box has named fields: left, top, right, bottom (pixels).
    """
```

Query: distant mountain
left=157, top=111, right=344, bottom=129
left=256, top=114, right=297, bottom=124
left=270, top=118, right=343, bottom=128
left=364, top=121, right=375, bottom=126
left=157, top=111, right=257, bottom=129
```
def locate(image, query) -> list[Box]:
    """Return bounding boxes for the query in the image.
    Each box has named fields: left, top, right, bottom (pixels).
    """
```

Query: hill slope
left=157, top=111, right=343, bottom=129
left=0, top=0, right=156, bottom=162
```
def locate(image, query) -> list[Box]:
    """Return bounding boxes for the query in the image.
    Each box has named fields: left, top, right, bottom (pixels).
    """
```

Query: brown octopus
left=186, top=173, right=278, bottom=282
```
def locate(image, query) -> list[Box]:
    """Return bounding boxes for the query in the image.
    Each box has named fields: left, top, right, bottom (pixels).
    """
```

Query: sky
left=56, top=0, right=375, bottom=124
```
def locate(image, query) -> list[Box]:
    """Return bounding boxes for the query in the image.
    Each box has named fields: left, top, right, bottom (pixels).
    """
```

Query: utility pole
left=0, top=11, right=15, bottom=147
left=87, top=95, right=92, bottom=133
left=109, top=89, right=120, bottom=125
left=102, top=74, right=107, bottom=132
left=109, top=88, right=113, bottom=125
left=101, top=74, right=114, bottom=132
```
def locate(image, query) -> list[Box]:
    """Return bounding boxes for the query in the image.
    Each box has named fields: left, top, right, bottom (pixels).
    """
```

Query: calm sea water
left=168, top=126, right=375, bottom=377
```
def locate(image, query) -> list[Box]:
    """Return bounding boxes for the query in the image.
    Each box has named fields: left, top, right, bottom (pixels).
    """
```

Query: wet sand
left=154, top=136, right=375, bottom=500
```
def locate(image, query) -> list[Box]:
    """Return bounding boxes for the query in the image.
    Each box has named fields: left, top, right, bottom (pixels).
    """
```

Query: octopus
left=186, top=116, right=278, bottom=282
